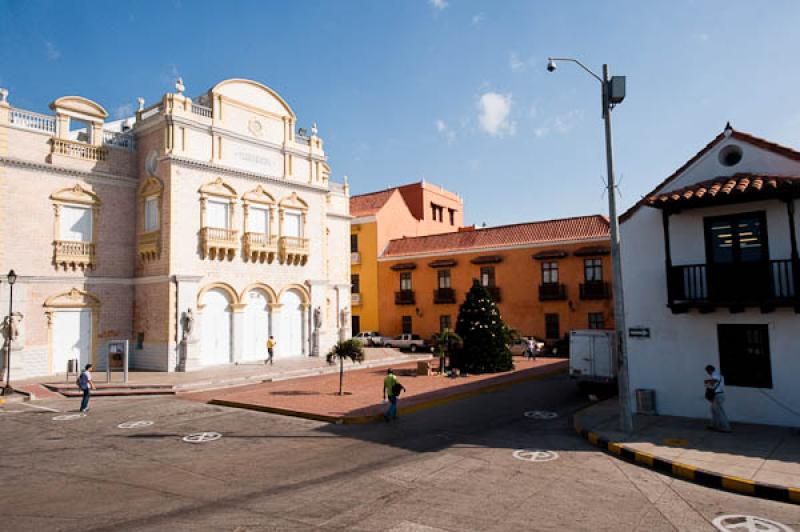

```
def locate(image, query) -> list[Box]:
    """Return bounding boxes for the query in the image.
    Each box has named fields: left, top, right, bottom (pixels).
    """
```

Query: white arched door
left=243, top=290, right=270, bottom=362
left=278, top=290, right=303, bottom=358
left=52, top=309, right=91, bottom=373
left=201, top=288, right=232, bottom=366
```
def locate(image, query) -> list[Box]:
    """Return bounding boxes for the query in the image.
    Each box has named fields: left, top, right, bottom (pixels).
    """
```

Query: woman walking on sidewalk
left=78, top=363, right=96, bottom=415
left=704, top=364, right=731, bottom=432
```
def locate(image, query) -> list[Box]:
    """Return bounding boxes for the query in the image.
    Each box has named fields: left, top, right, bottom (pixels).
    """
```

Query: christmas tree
left=451, top=280, right=514, bottom=374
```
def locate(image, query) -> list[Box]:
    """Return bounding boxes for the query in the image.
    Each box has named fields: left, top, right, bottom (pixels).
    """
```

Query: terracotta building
left=376, top=215, right=614, bottom=342
left=0, top=78, right=350, bottom=379
left=349, top=182, right=463, bottom=334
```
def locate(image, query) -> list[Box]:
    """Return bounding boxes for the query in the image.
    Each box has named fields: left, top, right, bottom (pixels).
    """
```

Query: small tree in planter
left=451, top=280, right=513, bottom=374
left=326, top=339, right=366, bottom=395
left=430, top=328, right=463, bottom=375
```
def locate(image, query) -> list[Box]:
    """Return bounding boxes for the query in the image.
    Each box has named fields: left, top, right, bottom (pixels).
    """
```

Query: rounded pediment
left=211, top=79, right=295, bottom=120
left=49, top=96, right=108, bottom=121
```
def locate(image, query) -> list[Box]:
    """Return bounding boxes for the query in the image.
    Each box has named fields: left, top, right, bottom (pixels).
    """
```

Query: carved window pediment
left=242, top=185, right=276, bottom=205
left=199, top=177, right=238, bottom=199
left=44, top=288, right=100, bottom=309
left=50, top=184, right=101, bottom=206
left=139, top=176, right=163, bottom=198
left=278, top=192, right=308, bottom=211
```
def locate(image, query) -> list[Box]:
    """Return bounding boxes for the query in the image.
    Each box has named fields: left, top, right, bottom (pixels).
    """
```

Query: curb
left=572, top=418, right=800, bottom=505
left=211, top=364, right=567, bottom=425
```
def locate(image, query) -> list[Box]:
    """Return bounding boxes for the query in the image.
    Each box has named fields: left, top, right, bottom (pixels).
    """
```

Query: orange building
left=350, top=181, right=463, bottom=334
left=377, top=215, right=614, bottom=343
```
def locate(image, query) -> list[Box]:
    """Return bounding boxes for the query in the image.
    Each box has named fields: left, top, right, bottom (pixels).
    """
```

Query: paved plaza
left=0, top=373, right=797, bottom=531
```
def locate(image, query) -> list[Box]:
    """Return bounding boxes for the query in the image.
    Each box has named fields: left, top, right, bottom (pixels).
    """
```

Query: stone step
left=44, top=383, right=174, bottom=392
left=57, top=388, right=176, bottom=398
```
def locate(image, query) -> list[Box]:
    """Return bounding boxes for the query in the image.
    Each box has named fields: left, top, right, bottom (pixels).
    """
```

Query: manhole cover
left=524, top=410, right=558, bottom=420
left=712, top=515, right=794, bottom=532
left=52, top=414, right=83, bottom=421
left=182, top=432, right=222, bottom=444
left=512, top=449, right=559, bottom=462
left=118, top=420, right=154, bottom=429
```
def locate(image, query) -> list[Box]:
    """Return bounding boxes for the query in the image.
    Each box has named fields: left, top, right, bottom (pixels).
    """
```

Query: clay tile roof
left=647, top=174, right=800, bottom=209
left=349, top=189, right=397, bottom=217
left=383, top=215, right=609, bottom=257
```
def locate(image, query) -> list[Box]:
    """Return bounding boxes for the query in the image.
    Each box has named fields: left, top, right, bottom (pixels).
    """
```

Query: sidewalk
left=186, top=357, right=568, bottom=423
left=13, top=348, right=430, bottom=397
left=574, top=398, right=800, bottom=504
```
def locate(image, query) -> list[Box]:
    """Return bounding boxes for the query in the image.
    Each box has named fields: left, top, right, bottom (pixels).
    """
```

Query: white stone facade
left=0, top=79, right=350, bottom=378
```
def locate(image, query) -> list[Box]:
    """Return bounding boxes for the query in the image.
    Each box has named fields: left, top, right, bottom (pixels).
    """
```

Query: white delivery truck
left=569, top=330, right=616, bottom=391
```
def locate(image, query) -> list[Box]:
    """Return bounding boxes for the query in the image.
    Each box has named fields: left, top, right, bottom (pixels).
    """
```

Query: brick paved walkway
left=184, top=357, right=568, bottom=423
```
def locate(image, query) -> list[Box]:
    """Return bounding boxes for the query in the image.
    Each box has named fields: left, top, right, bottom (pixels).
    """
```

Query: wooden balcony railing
left=433, top=287, right=456, bottom=304
left=539, top=283, right=567, bottom=301
left=200, top=226, right=238, bottom=260
left=580, top=280, right=611, bottom=300
left=54, top=240, right=95, bottom=271
left=244, top=232, right=278, bottom=263
left=51, top=138, right=107, bottom=162
left=279, top=236, right=309, bottom=265
left=668, top=259, right=799, bottom=311
left=395, top=290, right=415, bottom=305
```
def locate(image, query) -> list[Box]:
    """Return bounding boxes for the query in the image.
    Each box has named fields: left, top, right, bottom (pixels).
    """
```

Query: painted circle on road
left=182, top=432, right=222, bottom=444
left=524, top=410, right=558, bottom=420
left=117, top=420, right=154, bottom=429
left=712, top=515, right=794, bottom=532
left=52, top=414, right=83, bottom=421
left=512, top=449, right=559, bottom=462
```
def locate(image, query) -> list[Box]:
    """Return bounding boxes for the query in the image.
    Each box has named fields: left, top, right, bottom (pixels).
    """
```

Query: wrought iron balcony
left=539, top=283, right=567, bottom=301
left=580, top=280, right=610, bottom=300
left=395, top=289, right=415, bottom=305
left=668, top=259, right=799, bottom=312
left=244, top=232, right=278, bottom=263
left=200, top=227, right=238, bottom=260
left=433, top=287, right=456, bottom=304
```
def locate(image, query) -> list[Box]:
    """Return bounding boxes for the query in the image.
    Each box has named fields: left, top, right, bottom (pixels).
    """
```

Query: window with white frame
left=247, top=205, right=270, bottom=234
left=144, top=196, right=159, bottom=232
left=207, top=200, right=230, bottom=229
left=283, top=210, right=303, bottom=238
left=60, top=205, right=93, bottom=242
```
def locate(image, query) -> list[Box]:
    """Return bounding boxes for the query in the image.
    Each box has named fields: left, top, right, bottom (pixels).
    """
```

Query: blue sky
left=2, top=0, right=800, bottom=226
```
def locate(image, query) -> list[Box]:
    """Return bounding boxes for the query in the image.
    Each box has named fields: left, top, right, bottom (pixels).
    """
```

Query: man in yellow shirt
left=383, top=368, right=405, bottom=422
left=266, top=336, right=276, bottom=365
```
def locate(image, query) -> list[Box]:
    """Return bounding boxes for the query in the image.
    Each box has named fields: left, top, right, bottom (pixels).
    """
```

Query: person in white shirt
left=78, top=363, right=96, bottom=415
left=704, top=365, right=731, bottom=432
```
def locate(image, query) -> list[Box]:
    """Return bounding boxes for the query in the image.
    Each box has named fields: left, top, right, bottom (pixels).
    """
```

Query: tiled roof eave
left=647, top=175, right=800, bottom=211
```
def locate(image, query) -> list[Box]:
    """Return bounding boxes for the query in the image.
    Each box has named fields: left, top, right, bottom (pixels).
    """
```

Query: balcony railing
left=486, top=285, right=501, bottom=303
left=191, top=103, right=212, bottom=118
left=10, top=108, right=56, bottom=133
left=295, top=134, right=311, bottom=146
left=200, top=226, right=238, bottom=260
left=244, top=232, right=278, bottom=263
left=395, top=289, right=415, bottom=305
left=539, top=283, right=567, bottom=301
left=279, top=236, right=309, bottom=266
left=102, top=130, right=136, bottom=150
left=54, top=240, right=95, bottom=271
left=351, top=293, right=362, bottom=306
left=51, top=138, right=107, bottom=162
left=138, top=230, right=160, bottom=262
left=580, top=280, right=611, bottom=300
left=351, top=251, right=361, bottom=264
left=433, top=287, right=456, bottom=304
left=668, top=259, right=798, bottom=310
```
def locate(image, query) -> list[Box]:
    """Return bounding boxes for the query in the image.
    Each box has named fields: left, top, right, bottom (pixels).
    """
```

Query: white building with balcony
left=0, top=78, right=351, bottom=378
left=621, top=124, right=800, bottom=427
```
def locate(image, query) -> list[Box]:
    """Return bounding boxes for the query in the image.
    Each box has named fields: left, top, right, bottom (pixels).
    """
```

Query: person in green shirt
left=383, top=368, right=405, bottom=422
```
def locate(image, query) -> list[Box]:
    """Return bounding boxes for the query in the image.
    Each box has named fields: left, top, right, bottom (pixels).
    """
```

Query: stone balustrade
left=243, top=232, right=278, bottom=263
left=53, top=240, right=96, bottom=270
left=279, top=236, right=309, bottom=266
left=138, top=230, right=160, bottom=262
left=9, top=108, right=57, bottom=133
left=51, top=138, right=107, bottom=162
left=191, top=103, right=212, bottom=118
left=200, top=226, right=238, bottom=260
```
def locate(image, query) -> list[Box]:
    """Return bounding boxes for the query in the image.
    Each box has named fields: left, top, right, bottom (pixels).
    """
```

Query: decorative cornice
left=326, top=212, right=353, bottom=220
left=0, top=156, right=138, bottom=187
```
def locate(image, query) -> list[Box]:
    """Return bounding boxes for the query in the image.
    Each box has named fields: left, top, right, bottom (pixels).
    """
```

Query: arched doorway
left=278, top=289, right=304, bottom=358
left=243, top=289, right=270, bottom=362
left=200, top=288, right=232, bottom=366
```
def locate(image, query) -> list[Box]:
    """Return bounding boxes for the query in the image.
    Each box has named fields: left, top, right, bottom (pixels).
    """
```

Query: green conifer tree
left=451, top=280, right=513, bottom=374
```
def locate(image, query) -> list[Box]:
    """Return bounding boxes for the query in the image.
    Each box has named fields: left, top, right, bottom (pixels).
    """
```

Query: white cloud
left=44, top=41, right=61, bottom=61
left=429, top=0, right=448, bottom=10
left=471, top=13, right=485, bottom=25
left=533, top=109, right=583, bottom=138
left=477, top=92, right=515, bottom=137
left=509, top=52, right=526, bottom=73
left=435, top=119, right=456, bottom=143
left=115, top=103, right=134, bottom=119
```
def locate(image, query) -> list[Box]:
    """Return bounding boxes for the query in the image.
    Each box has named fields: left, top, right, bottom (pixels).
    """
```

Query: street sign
left=712, top=515, right=793, bottom=532
left=524, top=411, right=558, bottom=420
left=117, top=420, right=154, bottom=429
left=512, top=449, right=559, bottom=462
left=628, top=327, right=650, bottom=338
left=182, top=432, right=222, bottom=444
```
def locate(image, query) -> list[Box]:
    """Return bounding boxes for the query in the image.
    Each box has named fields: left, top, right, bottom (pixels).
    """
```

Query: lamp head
left=546, top=59, right=557, bottom=73
left=7, top=270, right=16, bottom=285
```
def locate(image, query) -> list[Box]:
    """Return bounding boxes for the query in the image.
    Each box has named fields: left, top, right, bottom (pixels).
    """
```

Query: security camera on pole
left=546, top=57, right=633, bottom=433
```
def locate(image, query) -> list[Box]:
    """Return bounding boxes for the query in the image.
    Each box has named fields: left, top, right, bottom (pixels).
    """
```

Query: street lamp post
left=3, top=269, right=17, bottom=396
left=546, top=57, right=633, bottom=433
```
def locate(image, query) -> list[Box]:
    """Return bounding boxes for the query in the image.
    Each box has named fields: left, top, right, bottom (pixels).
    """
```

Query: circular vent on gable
left=718, top=144, right=743, bottom=167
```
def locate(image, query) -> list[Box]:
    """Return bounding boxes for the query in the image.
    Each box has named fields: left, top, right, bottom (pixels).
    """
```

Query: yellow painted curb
left=721, top=476, right=756, bottom=495
left=788, top=488, right=800, bottom=504
left=634, top=452, right=654, bottom=467
left=672, top=463, right=696, bottom=481
left=607, top=442, right=622, bottom=455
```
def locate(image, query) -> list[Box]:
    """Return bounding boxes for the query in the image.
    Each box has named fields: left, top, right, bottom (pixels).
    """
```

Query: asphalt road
left=0, top=374, right=797, bottom=532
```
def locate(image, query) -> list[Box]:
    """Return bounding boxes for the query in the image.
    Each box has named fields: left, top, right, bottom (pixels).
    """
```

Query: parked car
left=352, top=331, right=386, bottom=347
left=508, top=337, right=545, bottom=356
left=384, top=333, right=429, bottom=352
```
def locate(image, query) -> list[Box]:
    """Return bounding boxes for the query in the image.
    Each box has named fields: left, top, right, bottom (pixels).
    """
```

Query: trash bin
left=635, top=388, right=657, bottom=415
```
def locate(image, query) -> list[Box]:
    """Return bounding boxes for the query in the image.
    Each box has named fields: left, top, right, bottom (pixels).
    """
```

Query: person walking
left=526, top=338, right=537, bottom=360
left=704, top=364, right=731, bottom=432
left=78, top=363, right=96, bottom=415
left=383, top=368, right=405, bottom=422
left=266, top=336, right=276, bottom=365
